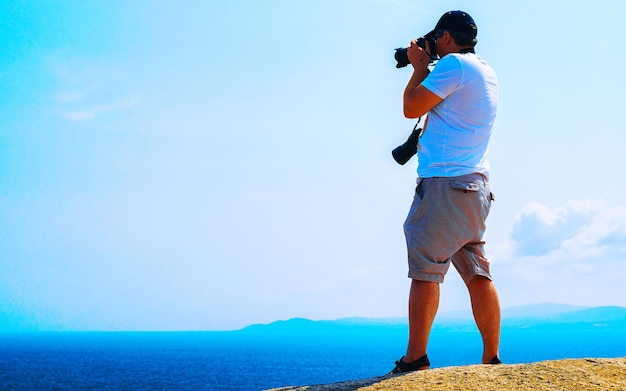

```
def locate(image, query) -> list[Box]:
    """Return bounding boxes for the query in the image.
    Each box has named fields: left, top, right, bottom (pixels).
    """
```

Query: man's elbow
left=403, top=105, right=422, bottom=119
left=403, top=85, right=440, bottom=119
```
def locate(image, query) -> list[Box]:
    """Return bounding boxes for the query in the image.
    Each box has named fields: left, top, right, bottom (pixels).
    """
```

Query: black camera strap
left=414, top=117, right=423, bottom=136
left=459, top=47, right=475, bottom=54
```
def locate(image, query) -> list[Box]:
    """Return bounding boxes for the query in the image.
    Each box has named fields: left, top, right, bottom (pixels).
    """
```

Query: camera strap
left=413, top=118, right=422, bottom=135
left=414, top=116, right=425, bottom=146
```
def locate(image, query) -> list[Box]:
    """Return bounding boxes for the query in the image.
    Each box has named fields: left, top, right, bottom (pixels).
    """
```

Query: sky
left=1, top=0, right=625, bottom=331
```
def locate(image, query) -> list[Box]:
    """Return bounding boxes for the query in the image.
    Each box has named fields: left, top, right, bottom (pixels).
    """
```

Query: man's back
left=418, top=52, right=498, bottom=178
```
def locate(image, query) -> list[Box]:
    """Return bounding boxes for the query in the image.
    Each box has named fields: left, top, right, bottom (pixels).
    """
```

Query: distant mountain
left=497, top=304, right=626, bottom=325
left=239, top=317, right=407, bottom=336
left=331, top=317, right=407, bottom=326
left=502, top=303, right=589, bottom=318
left=239, top=304, right=626, bottom=333
left=552, top=306, right=626, bottom=323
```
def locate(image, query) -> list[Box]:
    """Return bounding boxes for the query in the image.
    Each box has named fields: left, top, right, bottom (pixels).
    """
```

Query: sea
left=1, top=320, right=625, bottom=390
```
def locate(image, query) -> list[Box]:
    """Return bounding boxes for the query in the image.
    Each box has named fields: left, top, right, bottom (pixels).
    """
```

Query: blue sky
left=1, top=0, right=625, bottom=331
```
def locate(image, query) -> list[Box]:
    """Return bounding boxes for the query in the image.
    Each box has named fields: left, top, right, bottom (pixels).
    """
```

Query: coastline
left=267, top=357, right=626, bottom=391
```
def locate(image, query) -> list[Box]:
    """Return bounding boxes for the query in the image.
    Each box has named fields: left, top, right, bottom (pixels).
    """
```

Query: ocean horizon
left=1, top=304, right=625, bottom=390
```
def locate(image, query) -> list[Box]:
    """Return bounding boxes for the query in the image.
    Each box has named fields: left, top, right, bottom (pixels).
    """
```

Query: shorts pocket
left=450, top=180, right=479, bottom=193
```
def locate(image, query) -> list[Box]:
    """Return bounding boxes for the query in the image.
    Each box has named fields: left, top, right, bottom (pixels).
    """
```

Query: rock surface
left=267, top=357, right=626, bottom=391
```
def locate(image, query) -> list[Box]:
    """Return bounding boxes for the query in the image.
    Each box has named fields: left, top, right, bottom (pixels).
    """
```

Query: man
left=390, top=10, right=501, bottom=374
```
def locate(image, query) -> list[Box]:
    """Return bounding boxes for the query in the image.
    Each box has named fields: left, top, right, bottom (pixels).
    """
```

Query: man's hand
left=407, top=40, right=432, bottom=70
left=403, top=40, right=442, bottom=119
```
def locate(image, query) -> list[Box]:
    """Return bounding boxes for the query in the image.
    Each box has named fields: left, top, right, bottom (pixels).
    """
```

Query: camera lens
left=392, top=143, right=416, bottom=165
left=391, top=126, right=421, bottom=165
left=394, top=48, right=410, bottom=68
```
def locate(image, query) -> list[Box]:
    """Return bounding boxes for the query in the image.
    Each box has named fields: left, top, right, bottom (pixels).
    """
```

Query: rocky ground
left=267, top=357, right=626, bottom=391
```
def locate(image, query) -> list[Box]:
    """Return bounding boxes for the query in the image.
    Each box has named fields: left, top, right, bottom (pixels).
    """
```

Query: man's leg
left=468, top=276, right=501, bottom=363
left=404, top=279, right=440, bottom=365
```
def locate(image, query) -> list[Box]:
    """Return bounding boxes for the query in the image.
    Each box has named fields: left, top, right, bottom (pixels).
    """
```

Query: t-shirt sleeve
left=421, top=55, right=462, bottom=99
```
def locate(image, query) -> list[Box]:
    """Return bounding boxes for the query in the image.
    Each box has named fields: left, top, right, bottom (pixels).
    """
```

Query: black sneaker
left=486, top=356, right=502, bottom=364
left=388, top=354, right=430, bottom=374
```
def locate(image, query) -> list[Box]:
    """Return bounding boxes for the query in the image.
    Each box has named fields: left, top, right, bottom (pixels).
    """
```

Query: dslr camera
left=391, top=32, right=437, bottom=164
left=392, top=124, right=422, bottom=165
left=394, top=34, right=437, bottom=68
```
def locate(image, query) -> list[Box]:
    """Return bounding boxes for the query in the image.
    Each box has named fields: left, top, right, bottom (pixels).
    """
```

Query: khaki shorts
left=403, top=173, right=494, bottom=285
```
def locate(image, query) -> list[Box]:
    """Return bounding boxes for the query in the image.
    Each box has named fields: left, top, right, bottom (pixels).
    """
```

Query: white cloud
left=503, top=200, right=626, bottom=262
left=60, top=97, right=138, bottom=121
left=510, top=201, right=626, bottom=260
left=46, top=54, right=138, bottom=121
left=492, top=201, right=626, bottom=308
left=510, top=200, right=598, bottom=257
left=559, top=205, right=626, bottom=258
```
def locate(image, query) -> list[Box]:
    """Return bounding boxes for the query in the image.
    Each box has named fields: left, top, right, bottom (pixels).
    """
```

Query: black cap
left=426, top=10, right=477, bottom=38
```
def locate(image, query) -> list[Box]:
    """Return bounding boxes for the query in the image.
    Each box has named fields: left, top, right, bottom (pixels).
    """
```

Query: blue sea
left=1, top=321, right=625, bottom=390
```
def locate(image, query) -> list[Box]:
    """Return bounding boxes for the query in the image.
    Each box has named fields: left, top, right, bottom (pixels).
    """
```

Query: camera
left=394, top=35, right=437, bottom=68
left=392, top=125, right=422, bottom=165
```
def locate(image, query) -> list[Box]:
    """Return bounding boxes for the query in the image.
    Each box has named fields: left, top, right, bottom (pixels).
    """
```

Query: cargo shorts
left=403, top=173, right=494, bottom=285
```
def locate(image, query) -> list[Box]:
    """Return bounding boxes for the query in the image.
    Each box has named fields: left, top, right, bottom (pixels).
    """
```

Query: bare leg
left=404, top=279, right=440, bottom=366
left=468, top=276, right=501, bottom=363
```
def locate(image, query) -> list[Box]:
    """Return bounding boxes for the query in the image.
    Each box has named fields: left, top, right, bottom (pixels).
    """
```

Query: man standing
left=390, top=10, right=502, bottom=374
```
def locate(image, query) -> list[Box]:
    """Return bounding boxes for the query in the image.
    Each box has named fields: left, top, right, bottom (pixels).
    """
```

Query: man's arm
left=404, top=82, right=442, bottom=119
left=403, top=41, right=443, bottom=119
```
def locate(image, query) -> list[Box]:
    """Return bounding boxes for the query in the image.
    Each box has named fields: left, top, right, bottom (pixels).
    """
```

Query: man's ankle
left=404, top=352, right=427, bottom=363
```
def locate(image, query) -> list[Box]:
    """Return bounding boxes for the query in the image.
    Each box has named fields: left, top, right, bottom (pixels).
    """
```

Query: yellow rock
left=267, top=357, right=626, bottom=391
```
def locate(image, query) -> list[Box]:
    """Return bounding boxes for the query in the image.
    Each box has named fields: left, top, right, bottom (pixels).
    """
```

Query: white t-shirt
left=418, top=52, right=498, bottom=178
